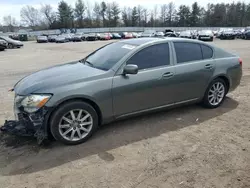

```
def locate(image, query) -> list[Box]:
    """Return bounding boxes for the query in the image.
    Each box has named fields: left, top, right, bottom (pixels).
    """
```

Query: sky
left=0, top=0, right=239, bottom=24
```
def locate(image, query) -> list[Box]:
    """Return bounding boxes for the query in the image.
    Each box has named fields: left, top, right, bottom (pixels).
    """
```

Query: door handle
left=162, top=72, right=174, bottom=78
left=204, top=64, right=213, bottom=69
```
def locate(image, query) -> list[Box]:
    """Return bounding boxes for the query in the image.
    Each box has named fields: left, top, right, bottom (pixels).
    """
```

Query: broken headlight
left=20, top=94, right=51, bottom=113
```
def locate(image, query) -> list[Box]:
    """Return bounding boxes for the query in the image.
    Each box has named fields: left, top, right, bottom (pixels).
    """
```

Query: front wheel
left=202, top=78, right=227, bottom=108
left=50, top=101, right=99, bottom=145
left=8, top=43, right=14, bottom=49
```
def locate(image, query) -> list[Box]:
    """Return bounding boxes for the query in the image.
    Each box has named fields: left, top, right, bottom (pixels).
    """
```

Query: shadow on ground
left=0, top=97, right=238, bottom=176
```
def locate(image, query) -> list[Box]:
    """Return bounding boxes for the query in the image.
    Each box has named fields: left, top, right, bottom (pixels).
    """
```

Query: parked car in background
left=0, top=36, right=23, bottom=48
left=0, top=39, right=7, bottom=51
left=37, top=35, right=48, bottom=43
left=124, top=32, right=133, bottom=39
left=137, top=32, right=142, bottom=37
left=55, top=35, right=66, bottom=43
left=62, top=34, right=72, bottom=42
left=48, top=35, right=57, bottom=42
left=141, top=30, right=156, bottom=37
left=179, top=31, right=193, bottom=39
left=72, top=33, right=83, bottom=42
left=96, top=33, right=101, bottom=40
left=165, top=32, right=178, bottom=37
left=112, top=33, right=122, bottom=39
left=219, top=30, right=236, bottom=40
left=155, top=32, right=165, bottom=37
left=132, top=32, right=139, bottom=38
left=3, top=38, right=242, bottom=145
left=198, top=30, right=214, bottom=41
left=86, top=33, right=98, bottom=41
left=241, top=27, right=250, bottom=39
left=107, top=33, right=113, bottom=39
left=243, top=30, right=250, bottom=39
left=100, top=33, right=111, bottom=40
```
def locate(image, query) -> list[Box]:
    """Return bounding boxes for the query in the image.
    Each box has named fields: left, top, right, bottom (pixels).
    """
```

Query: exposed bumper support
left=0, top=108, right=50, bottom=145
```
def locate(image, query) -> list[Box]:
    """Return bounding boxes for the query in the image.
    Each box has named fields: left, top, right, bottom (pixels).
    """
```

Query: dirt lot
left=0, top=39, right=249, bottom=188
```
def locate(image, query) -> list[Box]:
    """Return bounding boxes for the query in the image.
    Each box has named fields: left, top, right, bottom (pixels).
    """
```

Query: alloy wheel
left=208, top=82, right=225, bottom=106
left=59, top=109, right=93, bottom=141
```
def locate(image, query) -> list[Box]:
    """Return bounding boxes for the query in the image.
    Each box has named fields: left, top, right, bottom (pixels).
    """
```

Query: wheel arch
left=45, top=96, right=103, bottom=138
left=213, top=74, right=230, bottom=93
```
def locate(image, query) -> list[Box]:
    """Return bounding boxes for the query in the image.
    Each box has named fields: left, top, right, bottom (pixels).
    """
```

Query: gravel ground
left=0, top=39, right=249, bottom=188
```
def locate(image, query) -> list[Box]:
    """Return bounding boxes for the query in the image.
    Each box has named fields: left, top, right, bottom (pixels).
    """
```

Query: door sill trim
left=115, top=98, right=199, bottom=120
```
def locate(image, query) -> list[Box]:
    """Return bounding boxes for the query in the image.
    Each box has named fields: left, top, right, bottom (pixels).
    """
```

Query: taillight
left=239, top=58, right=243, bottom=66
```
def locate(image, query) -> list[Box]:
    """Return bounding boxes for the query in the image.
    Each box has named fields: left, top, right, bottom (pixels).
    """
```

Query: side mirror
left=123, top=64, right=138, bottom=75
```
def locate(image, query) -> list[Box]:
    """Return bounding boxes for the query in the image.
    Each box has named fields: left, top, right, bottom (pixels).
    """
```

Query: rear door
left=172, top=42, right=215, bottom=103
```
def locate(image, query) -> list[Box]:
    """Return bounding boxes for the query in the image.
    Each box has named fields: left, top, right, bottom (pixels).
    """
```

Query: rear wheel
left=50, top=101, right=99, bottom=145
left=202, top=78, right=227, bottom=108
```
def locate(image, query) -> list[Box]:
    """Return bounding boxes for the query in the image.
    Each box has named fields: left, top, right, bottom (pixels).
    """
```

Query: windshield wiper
left=84, top=60, right=94, bottom=67
left=79, top=59, right=94, bottom=67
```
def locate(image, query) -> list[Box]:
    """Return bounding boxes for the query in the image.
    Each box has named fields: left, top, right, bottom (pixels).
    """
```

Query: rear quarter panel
left=212, top=47, right=242, bottom=92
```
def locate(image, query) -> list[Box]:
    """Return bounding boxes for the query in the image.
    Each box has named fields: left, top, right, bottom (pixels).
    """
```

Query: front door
left=112, top=42, right=177, bottom=117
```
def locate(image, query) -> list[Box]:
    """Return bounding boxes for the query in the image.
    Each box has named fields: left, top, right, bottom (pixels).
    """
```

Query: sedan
left=198, top=30, right=214, bottom=41
left=0, top=39, right=7, bottom=51
left=100, top=33, right=111, bottom=40
left=112, top=33, right=122, bottom=39
left=219, top=31, right=236, bottom=40
left=155, top=32, right=165, bottom=37
left=0, top=36, right=23, bottom=48
left=72, top=34, right=83, bottom=42
left=48, top=35, right=57, bottom=42
left=55, top=36, right=66, bottom=43
left=86, top=33, right=98, bottom=41
left=2, top=38, right=242, bottom=145
left=37, top=36, right=48, bottom=43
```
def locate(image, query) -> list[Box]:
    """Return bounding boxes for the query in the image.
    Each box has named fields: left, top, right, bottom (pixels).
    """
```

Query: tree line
left=2, top=0, right=250, bottom=32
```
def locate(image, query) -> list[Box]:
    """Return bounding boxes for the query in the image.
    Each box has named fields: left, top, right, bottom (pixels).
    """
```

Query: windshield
left=84, top=42, right=137, bottom=71
left=0, top=36, right=16, bottom=42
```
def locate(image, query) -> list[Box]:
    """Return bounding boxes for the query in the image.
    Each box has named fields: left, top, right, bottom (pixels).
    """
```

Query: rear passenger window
left=201, top=45, right=213, bottom=59
left=174, top=42, right=203, bottom=63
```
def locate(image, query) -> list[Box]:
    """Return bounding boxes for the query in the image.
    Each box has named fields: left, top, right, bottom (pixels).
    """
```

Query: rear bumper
left=1, top=107, right=52, bottom=144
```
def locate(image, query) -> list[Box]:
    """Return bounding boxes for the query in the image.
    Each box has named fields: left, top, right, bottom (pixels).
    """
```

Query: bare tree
left=111, top=2, right=120, bottom=27
left=160, top=4, right=167, bottom=26
left=106, top=3, right=112, bottom=26
left=74, top=0, right=86, bottom=28
left=167, top=2, right=176, bottom=26
left=3, top=15, right=17, bottom=32
left=137, top=5, right=143, bottom=26
left=20, top=5, right=41, bottom=29
left=93, top=2, right=101, bottom=27
left=40, top=4, right=56, bottom=28
left=153, top=5, right=158, bottom=26
left=142, top=8, right=149, bottom=26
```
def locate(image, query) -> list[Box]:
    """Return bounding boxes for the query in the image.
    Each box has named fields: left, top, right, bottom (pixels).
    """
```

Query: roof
left=119, top=37, right=162, bottom=45
left=118, top=37, right=213, bottom=47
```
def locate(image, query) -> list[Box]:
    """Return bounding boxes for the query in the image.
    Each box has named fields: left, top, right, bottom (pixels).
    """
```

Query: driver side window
left=126, top=43, right=170, bottom=70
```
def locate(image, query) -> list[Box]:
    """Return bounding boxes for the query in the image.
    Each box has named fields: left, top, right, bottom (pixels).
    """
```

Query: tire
left=50, top=101, right=99, bottom=145
left=8, top=43, right=14, bottom=49
left=202, top=78, right=227, bottom=108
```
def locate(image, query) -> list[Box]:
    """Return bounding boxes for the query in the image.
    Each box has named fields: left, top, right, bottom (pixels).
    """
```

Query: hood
left=14, top=61, right=106, bottom=95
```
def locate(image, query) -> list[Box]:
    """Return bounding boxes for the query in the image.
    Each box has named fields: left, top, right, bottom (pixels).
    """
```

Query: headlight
left=21, top=94, right=51, bottom=113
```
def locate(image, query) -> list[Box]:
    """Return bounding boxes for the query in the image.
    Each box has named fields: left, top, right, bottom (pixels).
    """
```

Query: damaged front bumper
left=1, top=107, right=51, bottom=145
